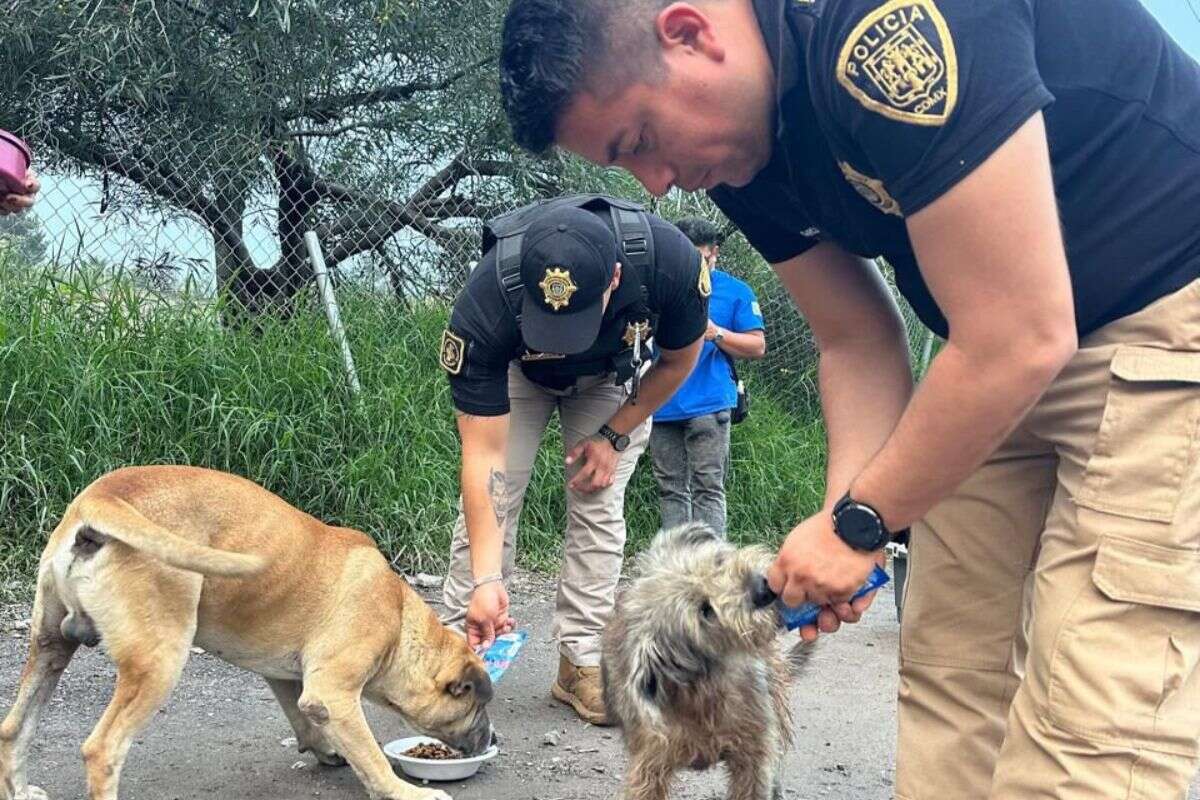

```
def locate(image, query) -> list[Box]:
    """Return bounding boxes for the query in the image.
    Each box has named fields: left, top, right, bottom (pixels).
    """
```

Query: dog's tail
left=75, top=493, right=267, bottom=578
left=786, top=639, right=819, bottom=678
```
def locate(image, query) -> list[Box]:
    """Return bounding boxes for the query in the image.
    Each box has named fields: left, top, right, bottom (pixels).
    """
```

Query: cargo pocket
left=1047, top=535, right=1200, bottom=757
left=1075, top=346, right=1200, bottom=524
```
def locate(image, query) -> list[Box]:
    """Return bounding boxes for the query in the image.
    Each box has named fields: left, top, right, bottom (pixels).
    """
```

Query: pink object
left=0, top=130, right=32, bottom=196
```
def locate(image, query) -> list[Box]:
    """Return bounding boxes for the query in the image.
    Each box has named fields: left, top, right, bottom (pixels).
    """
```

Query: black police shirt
left=444, top=212, right=708, bottom=416
left=710, top=0, right=1200, bottom=338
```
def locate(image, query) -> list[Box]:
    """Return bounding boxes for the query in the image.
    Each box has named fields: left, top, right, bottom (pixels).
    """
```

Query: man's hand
left=565, top=435, right=619, bottom=493
left=466, top=581, right=515, bottom=651
left=704, top=319, right=720, bottom=341
left=767, top=512, right=883, bottom=642
left=0, top=172, right=39, bottom=216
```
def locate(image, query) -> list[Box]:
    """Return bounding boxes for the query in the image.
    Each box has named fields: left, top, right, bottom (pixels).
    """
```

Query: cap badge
left=538, top=267, right=578, bottom=311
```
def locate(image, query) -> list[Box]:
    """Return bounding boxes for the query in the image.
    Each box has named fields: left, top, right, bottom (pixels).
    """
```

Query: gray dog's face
left=609, top=524, right=781, bottom=701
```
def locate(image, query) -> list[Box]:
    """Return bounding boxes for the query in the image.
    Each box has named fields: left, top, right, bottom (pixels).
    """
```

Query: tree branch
left=168, top=0, right=238, bottom=35
left=53, top=135, right=222, bottom=228
left=281, top=56, right=495, bottom=123
left=286, top=120, right=397, bottom=138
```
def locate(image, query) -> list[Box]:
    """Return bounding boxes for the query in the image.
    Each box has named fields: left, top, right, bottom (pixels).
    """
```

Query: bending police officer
left=439, top=194, right=708, bottom=725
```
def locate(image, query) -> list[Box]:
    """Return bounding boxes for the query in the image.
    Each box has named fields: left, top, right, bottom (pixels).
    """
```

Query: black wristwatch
left=597, top=423, right=630, bottom=452
left=831, top=492, right=893, bottom=552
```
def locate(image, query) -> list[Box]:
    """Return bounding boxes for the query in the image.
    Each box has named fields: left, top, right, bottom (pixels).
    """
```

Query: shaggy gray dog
left=601, top=523, right=813, bottom=800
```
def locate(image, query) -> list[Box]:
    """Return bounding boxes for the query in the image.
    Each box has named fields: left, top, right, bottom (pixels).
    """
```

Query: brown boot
left=551, top=655, right=613, bottom=726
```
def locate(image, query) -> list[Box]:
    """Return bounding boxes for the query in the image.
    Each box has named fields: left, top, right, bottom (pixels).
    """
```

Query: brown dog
left=0, top=465, right=493, bottom=800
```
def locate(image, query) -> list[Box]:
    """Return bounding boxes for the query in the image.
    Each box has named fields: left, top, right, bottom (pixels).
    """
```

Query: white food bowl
left=383, top=736, right=499, bottom=782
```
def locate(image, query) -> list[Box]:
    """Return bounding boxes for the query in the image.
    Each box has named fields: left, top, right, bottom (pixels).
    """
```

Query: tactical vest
left=483, top=194, right=659, bottom=383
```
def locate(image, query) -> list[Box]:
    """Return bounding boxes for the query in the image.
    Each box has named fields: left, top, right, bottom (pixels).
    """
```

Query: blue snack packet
left=480, top=631, right=528, bottom=683
left=777, top=565, right=891, bottom=631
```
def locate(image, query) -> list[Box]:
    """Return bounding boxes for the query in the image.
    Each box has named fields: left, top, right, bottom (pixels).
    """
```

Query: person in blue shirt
left=650, top=217, right=765, bottom=536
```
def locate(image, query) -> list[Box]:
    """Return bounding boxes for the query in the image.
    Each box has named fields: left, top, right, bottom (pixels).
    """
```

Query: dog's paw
left=16, top=787, right=49, bottom=800
left=380, top=790, right=451, bottom=800
left=298, top=740, right=347, bottom=767
left=413, top=790, right=452, bottom=800
left=314, top=751, right=347, bottom=767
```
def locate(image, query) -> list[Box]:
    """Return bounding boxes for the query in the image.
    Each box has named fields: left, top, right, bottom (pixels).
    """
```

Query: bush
left=0, top=259, right=827, bottom=597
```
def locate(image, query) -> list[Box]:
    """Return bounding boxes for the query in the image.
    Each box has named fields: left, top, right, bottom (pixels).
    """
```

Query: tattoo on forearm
left=487, top=468, right=509, bottom=528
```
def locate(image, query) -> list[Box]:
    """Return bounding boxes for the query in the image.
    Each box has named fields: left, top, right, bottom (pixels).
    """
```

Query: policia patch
left=836, top=0, right=958, bottom=126
left=439, top=329, right=466, bottom=375
left=840, top=162, right=903, bottom=216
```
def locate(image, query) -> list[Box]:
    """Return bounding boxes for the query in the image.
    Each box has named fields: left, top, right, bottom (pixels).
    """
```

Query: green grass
left=0, top=256, right=828, bottom=599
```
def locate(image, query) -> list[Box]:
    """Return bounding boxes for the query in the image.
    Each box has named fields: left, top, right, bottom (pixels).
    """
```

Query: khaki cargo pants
left=442, top=364, right=650, bottom=667
left=897, top=279, right=1200, bottom=799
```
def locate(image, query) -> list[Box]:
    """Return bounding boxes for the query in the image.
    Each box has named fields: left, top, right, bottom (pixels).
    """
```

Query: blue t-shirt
left=655, top=269, right=765, bottom=422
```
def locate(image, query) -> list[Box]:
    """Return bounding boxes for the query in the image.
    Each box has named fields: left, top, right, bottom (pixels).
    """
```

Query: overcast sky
left=1143, top=0, right=1200, bottom=56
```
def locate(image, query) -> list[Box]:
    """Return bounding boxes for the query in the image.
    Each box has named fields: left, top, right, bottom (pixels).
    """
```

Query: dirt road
left=0, top=573, right=1194, bottom=800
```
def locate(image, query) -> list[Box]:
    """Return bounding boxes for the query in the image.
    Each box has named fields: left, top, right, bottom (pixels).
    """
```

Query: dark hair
left=500, top=0, right=665, bottom=154
left=674, top=217, right=723, bottom=248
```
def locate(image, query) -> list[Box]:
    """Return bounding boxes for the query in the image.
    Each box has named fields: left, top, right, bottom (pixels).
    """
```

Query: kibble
left=404, top=742, right=462, bottom=760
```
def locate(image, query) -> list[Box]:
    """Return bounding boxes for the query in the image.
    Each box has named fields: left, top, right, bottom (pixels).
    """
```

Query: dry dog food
left=404, top=742, right=462, bottom=760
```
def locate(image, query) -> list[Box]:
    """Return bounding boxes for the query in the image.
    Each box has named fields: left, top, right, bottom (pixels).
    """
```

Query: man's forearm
left=461, top=459, right=506, bottom=579
left=714, top=328, right=766, bottom=360
left=818, top=337, right=913, bottom=510
left=607, top=356, right=693, bottom=435
left=850, top=340, right=1070, bottom=530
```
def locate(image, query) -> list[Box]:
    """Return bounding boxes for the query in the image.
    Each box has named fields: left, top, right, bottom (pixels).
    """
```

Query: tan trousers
left=441, top=364, right=650, bottom=667
left=896, top=278, right=1200, bottom=799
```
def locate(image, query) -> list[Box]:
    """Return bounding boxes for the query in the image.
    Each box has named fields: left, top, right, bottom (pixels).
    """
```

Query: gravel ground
left=0, top=572, right=1195, bottom=800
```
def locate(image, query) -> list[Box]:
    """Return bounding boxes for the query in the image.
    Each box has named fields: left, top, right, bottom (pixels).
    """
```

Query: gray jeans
left=648, top=409, right=731, bottom=536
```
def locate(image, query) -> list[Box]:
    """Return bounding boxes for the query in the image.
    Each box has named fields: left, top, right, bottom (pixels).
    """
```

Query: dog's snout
left=751, top=574, right=777, bottom=609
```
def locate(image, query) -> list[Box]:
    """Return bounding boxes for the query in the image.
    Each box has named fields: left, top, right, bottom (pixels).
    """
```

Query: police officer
left=499, top=0, right=1200, bottom=796
left=440, top=194, right=707, bottom=725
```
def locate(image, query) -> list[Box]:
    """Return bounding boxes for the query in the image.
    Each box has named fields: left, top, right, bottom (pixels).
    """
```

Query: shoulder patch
left=840, top=162, right=903, bottom=216
left=697, top=262, right=712, bottom=299
left=836, top=0, right=958, bottom=126
left=439, top=329, right=466, bottom=375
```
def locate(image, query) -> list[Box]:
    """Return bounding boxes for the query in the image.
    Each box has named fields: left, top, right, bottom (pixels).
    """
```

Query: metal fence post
left=304, top=231, right=362, bottom=396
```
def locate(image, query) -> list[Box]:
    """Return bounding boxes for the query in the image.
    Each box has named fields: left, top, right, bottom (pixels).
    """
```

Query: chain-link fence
left=5, top=157, right=931, bottom=413
left=0, top=0, right=934, bottom=417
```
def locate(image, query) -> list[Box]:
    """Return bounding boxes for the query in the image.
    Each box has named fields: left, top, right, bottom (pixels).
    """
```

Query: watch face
left=836, top=504, right=885, bottom=550
left=614, top=434, right=630, bottom=451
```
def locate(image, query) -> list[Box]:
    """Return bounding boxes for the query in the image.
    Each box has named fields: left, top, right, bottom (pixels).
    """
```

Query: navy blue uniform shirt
left=445, top=211, right=708, bottom=416
left=710, top=0, right=1200, bottom=338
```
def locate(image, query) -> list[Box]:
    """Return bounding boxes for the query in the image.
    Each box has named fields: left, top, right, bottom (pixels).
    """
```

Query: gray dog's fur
left=602, top=523, right=814, bottom=800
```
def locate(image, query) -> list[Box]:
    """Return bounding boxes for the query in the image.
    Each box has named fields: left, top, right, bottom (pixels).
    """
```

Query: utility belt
left=518, top=343, right=651, bottom=391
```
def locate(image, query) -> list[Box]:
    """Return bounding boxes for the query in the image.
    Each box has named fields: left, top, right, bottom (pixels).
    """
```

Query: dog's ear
left=440, top=658, right=494, bottom=704
left=626, top=640, right=666, bottom=711
left=628, top=636, right=711, bottom=710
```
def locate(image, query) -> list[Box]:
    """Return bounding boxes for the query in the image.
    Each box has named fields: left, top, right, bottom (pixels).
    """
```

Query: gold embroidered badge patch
left=538, top=267, right=577, bottom=310
left=439, top=329, right=466, bottom=375
left=836, top=0, right=958, bottom=126
left=697, top=262, right=712, bottom=299
left=840, top=162, right=903, bottom=217
left=622, top=320, right=651, bottom=347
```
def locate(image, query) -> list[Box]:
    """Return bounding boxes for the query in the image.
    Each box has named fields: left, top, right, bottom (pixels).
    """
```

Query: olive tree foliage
left=0, top=0, right=561, bottom=310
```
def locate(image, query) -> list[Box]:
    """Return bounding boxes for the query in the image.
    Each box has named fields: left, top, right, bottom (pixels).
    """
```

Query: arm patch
left=439, top=329, right=467, bottom=375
